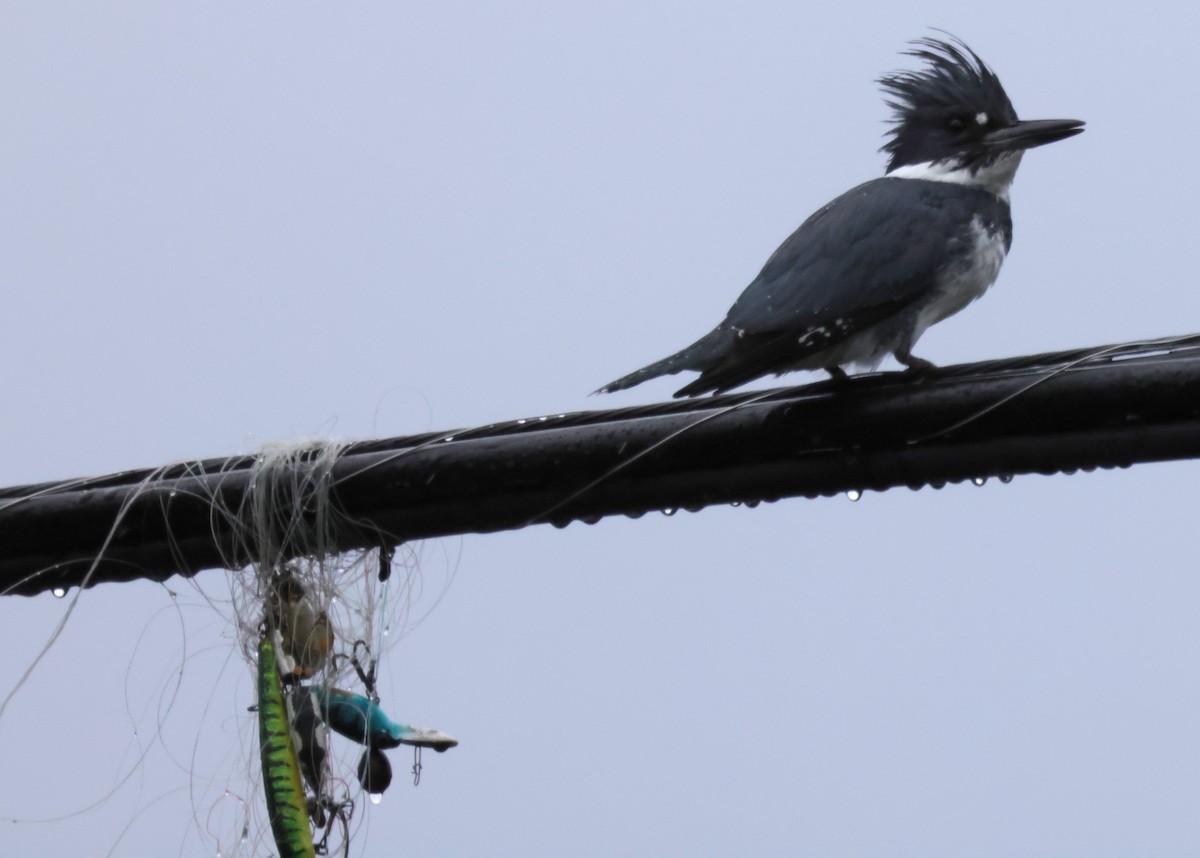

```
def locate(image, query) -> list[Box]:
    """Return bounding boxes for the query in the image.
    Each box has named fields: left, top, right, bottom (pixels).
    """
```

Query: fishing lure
left=286, top=687, right=330, bottom=821
left=312, top=686, right=458, bottom=752
left=357, top=747, right=393, bottom=794
left=267, top=570, right=334, bottom=679
left=311, top=686, right=457, bottom=796
left=258, top=632, right=316, bottom=858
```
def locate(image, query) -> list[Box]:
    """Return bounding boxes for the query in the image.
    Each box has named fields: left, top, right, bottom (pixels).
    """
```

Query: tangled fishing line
left=6, top=334, right=1193, bottom=853
left=220, top=440, right=457, bottom=857
left=0, top=439, right=458, bottom=858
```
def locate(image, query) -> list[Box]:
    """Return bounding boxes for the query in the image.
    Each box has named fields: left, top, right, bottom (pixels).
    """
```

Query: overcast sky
left=3, top=2, right=1200, bottom=856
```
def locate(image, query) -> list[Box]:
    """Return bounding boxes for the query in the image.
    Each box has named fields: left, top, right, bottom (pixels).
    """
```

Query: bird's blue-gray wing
left=663, top=179, right=1001, bottom=395
left=725, top=177, right=980, bottom=337
left=601, top=177, right=1007, bottom=397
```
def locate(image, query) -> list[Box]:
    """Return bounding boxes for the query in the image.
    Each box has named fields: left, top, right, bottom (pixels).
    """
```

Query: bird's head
left=879, top=35, right=1083, bottom=190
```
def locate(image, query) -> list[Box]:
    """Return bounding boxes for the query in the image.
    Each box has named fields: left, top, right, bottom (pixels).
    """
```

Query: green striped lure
left=258, top=631, right=316, bottom=858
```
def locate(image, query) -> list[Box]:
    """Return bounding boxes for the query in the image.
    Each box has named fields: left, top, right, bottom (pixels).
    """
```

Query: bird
left=597, top=35, right=1083, bottom=398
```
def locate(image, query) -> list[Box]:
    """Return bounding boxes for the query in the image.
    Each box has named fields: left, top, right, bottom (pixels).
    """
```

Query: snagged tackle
left=285, top=688, right=330, bottom=822
left=257, top=633, right=316, bottom=858
left=267, top=570, right=335, bottom=679
left=378, top=543, right=394, bottom=583
left=357, top=747, right=393, bottom=794
left=312, top=686, right=459, bottom=752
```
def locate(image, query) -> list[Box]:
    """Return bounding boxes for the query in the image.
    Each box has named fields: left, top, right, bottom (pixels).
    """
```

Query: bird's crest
left=878, top=34, right=1017, bottom=171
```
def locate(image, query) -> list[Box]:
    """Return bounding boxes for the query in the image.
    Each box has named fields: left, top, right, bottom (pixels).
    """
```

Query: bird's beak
left=983, top=118, right=1085, bottom=152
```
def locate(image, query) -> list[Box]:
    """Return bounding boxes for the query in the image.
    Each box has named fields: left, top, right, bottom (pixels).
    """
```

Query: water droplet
left=661, top=508, right=677, bottom=516
left=517, top=419, right=527, bottom=425
left=169, top=489, right=177, bottom=498
left=443, top=435, right=455, bottom=442
left=845, top=490, right=862, bottom=502
left=383, top=625, right=391, bottom=637
left=998, top=474, right=1013, bottom=484
left=972, top=477, right=987, bottom=487
left=730, top=501, right=742, bottom=507
left=369, top=793, right=383, bottom=805
left=52, top=587, right=66, bottom=598
left=538, top=416, right=548, bottom=422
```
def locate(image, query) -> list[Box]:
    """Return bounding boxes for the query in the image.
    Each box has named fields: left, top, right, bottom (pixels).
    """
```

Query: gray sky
left=3, top=2, right=1200, bottom=855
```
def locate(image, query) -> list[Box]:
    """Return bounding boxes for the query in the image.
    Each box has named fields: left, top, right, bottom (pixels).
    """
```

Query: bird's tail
left=595, top=329, right=724, bottom=394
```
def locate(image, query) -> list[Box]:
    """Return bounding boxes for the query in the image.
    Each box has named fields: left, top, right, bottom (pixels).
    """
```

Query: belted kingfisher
left=598, top=35, right=1083, bottom=398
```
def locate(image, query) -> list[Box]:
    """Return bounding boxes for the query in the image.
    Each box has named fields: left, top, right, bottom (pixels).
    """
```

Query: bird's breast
left=919, top=214, right=1009, bottom=328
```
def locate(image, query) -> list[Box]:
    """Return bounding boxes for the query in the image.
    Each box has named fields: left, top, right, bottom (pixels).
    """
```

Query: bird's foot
left=895, top=351, right=937, bottom=374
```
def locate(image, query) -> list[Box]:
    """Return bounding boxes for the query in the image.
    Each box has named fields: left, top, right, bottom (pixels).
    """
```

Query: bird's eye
left=947, top=116, right=967, bottom=133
